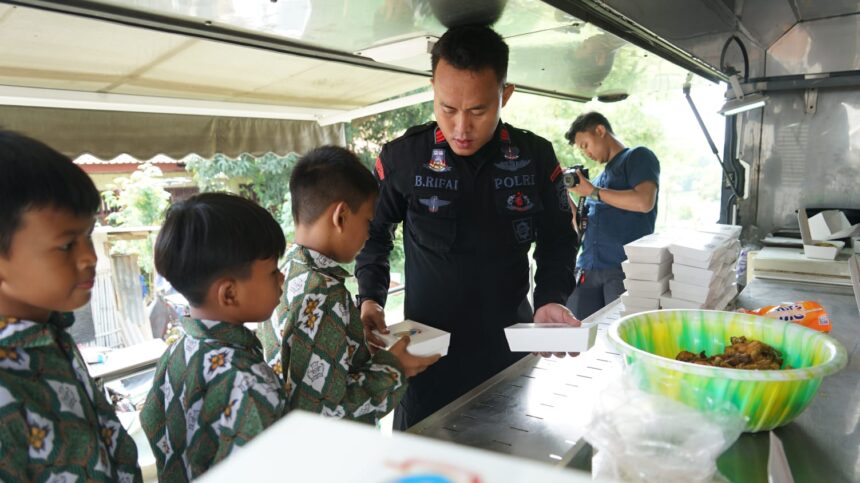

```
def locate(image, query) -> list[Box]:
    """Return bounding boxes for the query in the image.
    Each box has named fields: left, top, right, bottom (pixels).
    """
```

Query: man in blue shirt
left=564, top=112, right=660, bottom=319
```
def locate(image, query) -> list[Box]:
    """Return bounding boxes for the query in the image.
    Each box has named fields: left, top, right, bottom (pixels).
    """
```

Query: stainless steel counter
left=409, top=279, right=860, bottom=482
left=409, top=300, right=625, bottom=465
left=721, top=279, right=860, bottom=483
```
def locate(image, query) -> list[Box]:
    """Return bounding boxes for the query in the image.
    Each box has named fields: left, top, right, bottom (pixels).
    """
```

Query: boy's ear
left=214, top=278, right=240, bottom=308
left=331, top=201, right=348, bottom=232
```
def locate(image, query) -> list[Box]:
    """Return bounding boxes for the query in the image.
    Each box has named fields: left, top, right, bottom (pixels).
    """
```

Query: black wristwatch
left=589, top=186, right=601, bottom=201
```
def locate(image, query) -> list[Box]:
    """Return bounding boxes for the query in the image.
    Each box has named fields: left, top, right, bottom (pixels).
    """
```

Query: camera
left=562, top=165, right=589, bottom=188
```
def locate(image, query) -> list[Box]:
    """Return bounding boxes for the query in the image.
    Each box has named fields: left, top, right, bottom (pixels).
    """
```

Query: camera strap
left=576, top=195, right=589, bottom=235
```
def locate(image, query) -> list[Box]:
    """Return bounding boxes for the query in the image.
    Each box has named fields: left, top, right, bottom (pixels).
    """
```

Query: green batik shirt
left=140, top=318, right=286, bottom=482
left=264, top=245, right=406, bottom=425
left=0, top=313, right=142, bottom=482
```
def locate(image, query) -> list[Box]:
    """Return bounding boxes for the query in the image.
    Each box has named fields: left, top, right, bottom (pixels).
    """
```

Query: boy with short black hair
left=266, top=145, right=438, bottom=424
left=0, top=130, right=142, bottom=482
left=141, top=192, right=287, bottom=481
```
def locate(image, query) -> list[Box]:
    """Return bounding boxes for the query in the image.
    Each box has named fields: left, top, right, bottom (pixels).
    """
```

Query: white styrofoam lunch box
left=808, top=210, right=860, bottom=240
left=668, top=231, right=733, bottom=262
left=798, top=208, right=852, bottom=260
left=620, top=292, right=661, bottom=310
left=621, top=259, right=673, bottom=281
left=623, top=233, right=673, bottom=264
left=668, top=277, right=727, bottom=304
left=623, top=275, right=671, bottom=298
left=375, top=320, right=450, bottom=357
left=697, top=223, right=742, bottom=239
left=659, top=294, right=706, bottom=310
left=504, top=322, right=598, bottom=353
left=672, top=261, right=732, bottom=287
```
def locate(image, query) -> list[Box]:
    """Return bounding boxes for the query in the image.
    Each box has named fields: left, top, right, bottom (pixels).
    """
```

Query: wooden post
left=111, top=253, right=153, bottom=342
left=90, top=229, right=126, bottom=348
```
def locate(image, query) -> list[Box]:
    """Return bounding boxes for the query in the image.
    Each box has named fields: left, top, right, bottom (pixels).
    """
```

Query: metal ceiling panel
left=553, top=0, right=860, bottom=81
left=767, top=15, right=860, bottom=77
left=793, top=0, right=860, bottom=22
left=737, top=0, right=797, bottom=49
left=594, top=0, right=767, bottom=79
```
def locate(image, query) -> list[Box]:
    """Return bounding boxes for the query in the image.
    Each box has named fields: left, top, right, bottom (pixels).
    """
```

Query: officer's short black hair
left=290, top=146, right=378, bottom=226
left=0, top=130, right=100, bottom=256
left=431, top=25, right=509, bottom=84
left=565, top=112, right=615, bottom=144
left=154, top=192, right=286, bottom=307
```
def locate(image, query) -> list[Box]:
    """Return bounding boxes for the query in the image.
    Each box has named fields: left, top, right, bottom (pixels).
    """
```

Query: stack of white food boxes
left=619, top=233, right=673, bottom=316
left=660, top=224, right=741, bottom=310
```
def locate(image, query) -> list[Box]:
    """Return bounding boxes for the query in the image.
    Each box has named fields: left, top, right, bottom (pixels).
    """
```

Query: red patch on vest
left=434, top=128, right=446, bottom=144
left=550, top=164, right=562, bottom=182
left=375, top=156, right=385, bottom=180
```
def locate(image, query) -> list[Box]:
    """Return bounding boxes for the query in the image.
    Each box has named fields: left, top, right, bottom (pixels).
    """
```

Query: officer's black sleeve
left=355, top=145, right=407, bottom=307
left=532, top=140, right=578, bottom=310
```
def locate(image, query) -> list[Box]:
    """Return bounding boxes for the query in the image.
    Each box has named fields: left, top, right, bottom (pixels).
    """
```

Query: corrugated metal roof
left=74, top=153, right=184, bottom=165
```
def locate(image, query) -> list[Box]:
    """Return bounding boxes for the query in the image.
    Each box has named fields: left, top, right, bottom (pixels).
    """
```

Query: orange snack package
left=739, top=301, right=832, bottom=333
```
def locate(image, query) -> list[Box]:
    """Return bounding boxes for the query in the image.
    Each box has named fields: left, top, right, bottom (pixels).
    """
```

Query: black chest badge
left=512, top=218, right=534, bottom=243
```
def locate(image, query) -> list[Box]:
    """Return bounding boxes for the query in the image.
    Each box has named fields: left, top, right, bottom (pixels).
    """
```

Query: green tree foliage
left=349, top=98, right=435, bottom=169
left=103, top=162, right=171, bottom=227
left=102, top=162, right=172, bottom=287
left=185, top=152, right=300, bottom=242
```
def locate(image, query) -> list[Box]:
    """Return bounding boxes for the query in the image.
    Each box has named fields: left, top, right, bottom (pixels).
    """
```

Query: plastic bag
left=584, top=365, right=746, bottom=483
left=739, top=300, right=832, bottom=333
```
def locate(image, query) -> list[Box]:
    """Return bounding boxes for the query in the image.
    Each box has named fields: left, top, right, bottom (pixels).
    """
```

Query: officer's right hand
left=388, top=336, right=441, bottom=378
left=360, top=299, right=388, bottom=348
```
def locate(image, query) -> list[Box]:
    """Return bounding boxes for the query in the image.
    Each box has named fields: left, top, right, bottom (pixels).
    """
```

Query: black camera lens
left=562, top=169, right=579, bottom=188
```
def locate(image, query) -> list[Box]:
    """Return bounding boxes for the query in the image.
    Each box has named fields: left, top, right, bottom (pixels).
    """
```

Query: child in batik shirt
left=264, top=146, right=439, bottom=424
left=140, top=193, right=287, bottom=481
left=0, top=131, right=141, bottom=482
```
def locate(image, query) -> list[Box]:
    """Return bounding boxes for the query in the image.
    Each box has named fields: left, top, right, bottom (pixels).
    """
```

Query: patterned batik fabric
left=0, top=313, right=142, bottom=482
left=264, top=245, right=406, bottom=425
left=140, top=318, right=286, bottom=482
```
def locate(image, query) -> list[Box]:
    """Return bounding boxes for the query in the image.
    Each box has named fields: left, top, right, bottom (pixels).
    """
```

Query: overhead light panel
left=719, top=92, right=769, bottom=116
left=355, top=36, right=437, bottom=70
left=719, top=74, right=768, bottom=116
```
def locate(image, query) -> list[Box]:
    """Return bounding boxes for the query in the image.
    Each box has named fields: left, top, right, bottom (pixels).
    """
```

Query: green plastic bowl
left=608, top=310, right=847, bottom=432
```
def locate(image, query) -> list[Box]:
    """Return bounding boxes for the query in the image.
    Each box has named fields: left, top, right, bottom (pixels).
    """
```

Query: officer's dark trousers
left=566, top=267, right=626, bottom=320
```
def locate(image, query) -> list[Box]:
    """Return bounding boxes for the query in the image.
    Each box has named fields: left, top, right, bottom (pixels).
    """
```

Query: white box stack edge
left=662, top=224, right=741, bottom=310
left=620, top=225, right=742, bottom=317
left=620, top=233, right=673, bottom=317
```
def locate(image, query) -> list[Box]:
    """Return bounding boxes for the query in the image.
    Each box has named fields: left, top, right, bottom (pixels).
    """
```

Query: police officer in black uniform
left=356, top=25, right=579, bottom=430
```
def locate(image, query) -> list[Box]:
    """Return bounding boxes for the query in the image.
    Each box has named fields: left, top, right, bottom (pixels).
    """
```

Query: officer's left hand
left=533, top=303, right=581, bottom=358
left=567, top=169, right=595, bottom=198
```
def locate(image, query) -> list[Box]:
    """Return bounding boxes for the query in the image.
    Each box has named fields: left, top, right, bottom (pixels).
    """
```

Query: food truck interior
left=1, top=0, right=859, bottom=481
